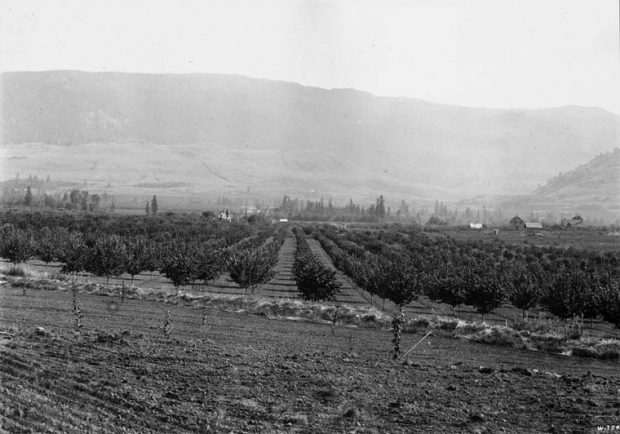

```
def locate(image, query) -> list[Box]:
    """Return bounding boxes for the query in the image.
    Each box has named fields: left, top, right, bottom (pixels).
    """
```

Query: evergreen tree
left=24, top=186, right=33, bottom=206
left=375, top=195, right=386, bottom=219
left=151, top=195, right=158, bottom=214
left=145, top=201, right=151, bottom=215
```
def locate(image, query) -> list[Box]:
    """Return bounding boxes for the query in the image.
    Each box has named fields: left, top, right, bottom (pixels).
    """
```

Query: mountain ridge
left=1, top=71, right=618, bottom=207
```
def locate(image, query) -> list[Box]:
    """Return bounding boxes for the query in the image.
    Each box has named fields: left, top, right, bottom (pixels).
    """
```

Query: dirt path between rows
left=259, top=233, right=299, bottom=299
left=306, top=238, right=381, bottom=307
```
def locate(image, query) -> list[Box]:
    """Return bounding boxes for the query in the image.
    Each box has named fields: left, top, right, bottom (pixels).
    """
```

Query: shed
left=525, top=222, right=543, bottom=230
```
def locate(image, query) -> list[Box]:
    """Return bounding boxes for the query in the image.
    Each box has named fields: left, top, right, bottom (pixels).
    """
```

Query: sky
left=1, top=0, right=619, bottom=113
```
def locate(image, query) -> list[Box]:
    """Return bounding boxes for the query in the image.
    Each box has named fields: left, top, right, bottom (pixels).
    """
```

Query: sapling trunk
left=163, top=309, right=172, bottom=338
left=392, top=305, right=405, bottom=360
left=72, top=290, right=83, bottom=333
left=332, top=304, right=341, bottom=335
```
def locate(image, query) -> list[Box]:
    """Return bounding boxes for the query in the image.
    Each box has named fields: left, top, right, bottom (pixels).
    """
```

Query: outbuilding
left=525, top=222, right=543, bottom=230
left=509, top=215, right=526, bottom=230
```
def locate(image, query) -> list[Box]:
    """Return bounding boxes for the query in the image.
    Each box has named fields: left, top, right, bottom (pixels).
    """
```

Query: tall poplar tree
left=151, top=195, right=158, bottom=214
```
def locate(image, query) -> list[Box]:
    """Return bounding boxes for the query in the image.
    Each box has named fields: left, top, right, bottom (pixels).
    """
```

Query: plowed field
left=1, top=286, right=619, bottom=433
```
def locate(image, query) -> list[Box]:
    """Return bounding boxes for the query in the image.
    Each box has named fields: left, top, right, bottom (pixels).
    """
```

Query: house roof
left=509, top=216, right=525, bottom=224
left=525, top=222, right=543, bottom=229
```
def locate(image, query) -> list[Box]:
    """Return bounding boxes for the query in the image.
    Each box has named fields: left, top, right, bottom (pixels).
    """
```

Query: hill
left=501, top=149, right=620, bottom=222
left=1, top=71, right=619, bottom=203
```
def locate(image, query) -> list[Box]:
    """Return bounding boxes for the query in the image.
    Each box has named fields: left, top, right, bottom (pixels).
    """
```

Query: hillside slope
left=502, top=149, right=620, bottom=221
left=2, top=71, right=619, bottom=200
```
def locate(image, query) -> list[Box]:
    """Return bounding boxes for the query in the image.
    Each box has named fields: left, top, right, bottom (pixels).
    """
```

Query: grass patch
left=154, top=292, right=392, bottom=328
left=398, top=314, right=618, bottom=361
left=4, top=265, right=27, bottom=277
left=570, top=339, right=620, bottom=361
left=435, top=317, right=459, bottom=331
left=528, top=334, right=567, bottom=353
left=403, top=317, right=430, bottom=333
left=466, top=326, right=531, bottom=349
left=49, top=272, right=71, bottom=282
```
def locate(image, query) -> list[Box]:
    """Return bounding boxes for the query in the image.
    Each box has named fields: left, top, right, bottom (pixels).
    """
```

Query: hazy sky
left=1, top=0, right=619, bottom=113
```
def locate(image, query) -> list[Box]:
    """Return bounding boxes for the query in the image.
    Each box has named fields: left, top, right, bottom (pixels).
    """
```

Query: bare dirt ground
left=1, top=285, right=619, bottom=434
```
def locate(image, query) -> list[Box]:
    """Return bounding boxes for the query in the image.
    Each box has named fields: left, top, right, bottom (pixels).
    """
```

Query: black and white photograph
left=1, top=0, right=619, bottom=432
